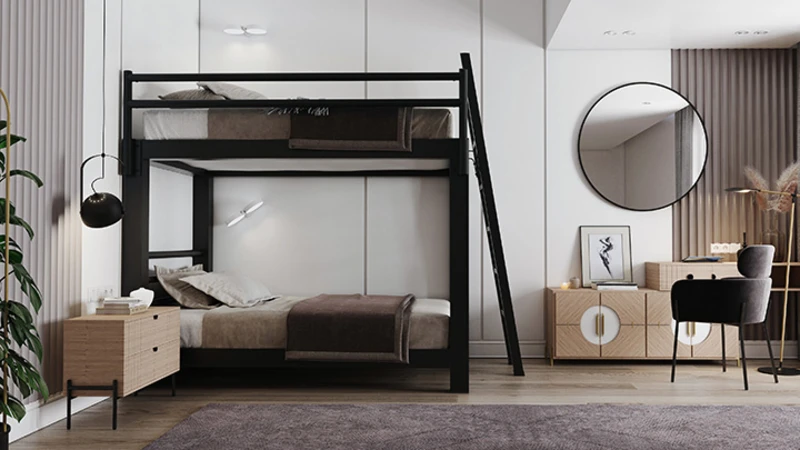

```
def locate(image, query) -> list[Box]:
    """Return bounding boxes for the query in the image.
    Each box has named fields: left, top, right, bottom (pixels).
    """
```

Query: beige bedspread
left=184, top=296, right=449, bottom=350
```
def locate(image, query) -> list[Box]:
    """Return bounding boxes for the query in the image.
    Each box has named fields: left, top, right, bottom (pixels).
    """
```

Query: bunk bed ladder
left=460, top=53, right=524, bottom=376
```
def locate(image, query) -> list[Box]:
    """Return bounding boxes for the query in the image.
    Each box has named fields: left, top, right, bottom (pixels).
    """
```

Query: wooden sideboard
left=545, top=287, right=739, bottom=362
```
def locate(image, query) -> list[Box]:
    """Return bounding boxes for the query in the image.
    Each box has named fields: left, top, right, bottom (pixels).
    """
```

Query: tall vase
left=761, top=210, right=786, bottom=262
left=1, top=425, right=9, bottom=450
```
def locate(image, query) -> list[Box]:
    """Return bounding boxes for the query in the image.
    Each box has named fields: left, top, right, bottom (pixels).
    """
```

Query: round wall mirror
left=578, top=82, right=708, bottom=211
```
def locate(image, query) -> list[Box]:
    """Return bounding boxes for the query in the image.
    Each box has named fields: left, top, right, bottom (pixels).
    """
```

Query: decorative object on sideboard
left=578, top=82, right=708, bottom=211
left=0, top=88, right=48, bottom=448
left=226, top=199, right=264, bottom=227
left=129, top=287, right=155, bottom=308
left=79, top=152, right=125, bottom=228
left=569, top=277, right=581, bottom=289
left=725, top=185, right=800, bottom=377
left=579, top=226, right=633, bottom=288
left=743, top=162, right=799, bottom=261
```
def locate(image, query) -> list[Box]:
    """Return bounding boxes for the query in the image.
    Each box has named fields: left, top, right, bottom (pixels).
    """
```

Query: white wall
left=546, top=50, right=673, bottom=288
left=624, top=117, right=676, bottom=210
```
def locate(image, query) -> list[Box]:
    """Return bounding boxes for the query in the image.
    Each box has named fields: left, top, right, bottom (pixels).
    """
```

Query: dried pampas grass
left=744, top=162, right=800, bottom=212
left=744, top=166, right=770, bottom=211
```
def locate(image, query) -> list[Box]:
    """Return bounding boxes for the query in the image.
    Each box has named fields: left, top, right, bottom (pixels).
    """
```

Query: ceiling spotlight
left=641, top=101, right=651, bottom=105
left=603, top=30, right=617, bottom=36
left=223, top=26, right=246, bottom=35
left=224, top=25, right=267, bottom=36
left=753, top=30, right=769, bottom=35
left=622, top=30, right=636, bottom=36
left=734, top=30, right=750, bottom=35
left=244, top=26, right=267, bottom=36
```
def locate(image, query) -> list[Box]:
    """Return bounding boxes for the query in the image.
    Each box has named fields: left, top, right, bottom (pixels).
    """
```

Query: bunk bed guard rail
left=121, top=57, right=478, bottom=176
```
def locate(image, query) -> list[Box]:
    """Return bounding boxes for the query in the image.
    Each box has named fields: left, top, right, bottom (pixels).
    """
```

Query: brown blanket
left=286, top=294, right=415, bottom=363
left=289, top=107, right=412, bottom=151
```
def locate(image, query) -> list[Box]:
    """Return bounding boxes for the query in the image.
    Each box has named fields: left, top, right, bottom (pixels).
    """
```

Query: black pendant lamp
left=80, top=152, right=124, bottom=228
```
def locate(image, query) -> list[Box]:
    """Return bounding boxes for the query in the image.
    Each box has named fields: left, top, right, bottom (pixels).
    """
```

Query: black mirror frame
left=577, top=81, right=709, bottom=212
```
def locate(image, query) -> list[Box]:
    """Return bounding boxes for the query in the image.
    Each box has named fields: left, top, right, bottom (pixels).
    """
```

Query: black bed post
left=448, top=68, right=470, bottom=394
left=120, top=71, right=150, bottom=295
left=192, top=174, right=214, bottom=271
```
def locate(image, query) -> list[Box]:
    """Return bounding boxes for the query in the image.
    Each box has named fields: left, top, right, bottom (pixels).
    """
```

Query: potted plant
left=0, top=93, right=47, bottom=449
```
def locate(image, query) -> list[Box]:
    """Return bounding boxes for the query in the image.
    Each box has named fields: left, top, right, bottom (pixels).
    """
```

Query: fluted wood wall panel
left=0, top=0, right=83, bottom=401
left=672, top=49, right=797, bottom=341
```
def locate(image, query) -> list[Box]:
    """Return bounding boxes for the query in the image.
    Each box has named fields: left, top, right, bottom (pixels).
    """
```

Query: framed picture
left=579, top=226, right=632, bottom=287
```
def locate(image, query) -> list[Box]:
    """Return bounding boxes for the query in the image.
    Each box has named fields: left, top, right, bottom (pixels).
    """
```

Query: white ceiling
left=548, top=0, right=800, bottom=49
left=580, top=84, right=688, bottom=150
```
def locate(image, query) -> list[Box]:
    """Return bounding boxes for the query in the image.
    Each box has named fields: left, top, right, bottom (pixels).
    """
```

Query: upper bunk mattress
left=180, top=296, right=449, bottom=350
left=143, top=108, right=453, bottom=141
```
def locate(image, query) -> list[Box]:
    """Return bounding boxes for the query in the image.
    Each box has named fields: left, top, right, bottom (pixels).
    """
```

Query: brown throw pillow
left=158, top=89, right=225, bottom=101
left=155, top=265, right=219, bottom=309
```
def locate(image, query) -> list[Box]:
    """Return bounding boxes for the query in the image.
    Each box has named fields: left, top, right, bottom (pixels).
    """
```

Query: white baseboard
left=10, top=394, right=105, bottom=443
left=743, top=340, right=798, bottom=360
left=469, top=340, right=545, bottom=358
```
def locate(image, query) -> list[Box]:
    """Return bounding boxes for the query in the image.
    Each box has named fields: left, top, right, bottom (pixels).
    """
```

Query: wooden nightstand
left=63, top=306, right=180, bottom=429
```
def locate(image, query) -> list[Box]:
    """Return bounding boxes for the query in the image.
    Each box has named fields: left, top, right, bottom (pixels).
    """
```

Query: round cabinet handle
left=686, top=274, right=694, bottom=280
left=153, top=315, right=159, bottom=320
left=711, top=274, right=717, bottom=280
left=153, top=347, right=159, bottom=352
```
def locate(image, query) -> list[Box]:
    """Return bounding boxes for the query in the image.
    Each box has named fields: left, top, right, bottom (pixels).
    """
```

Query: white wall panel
left=366, top=0, right=484, bottom=341
left=482, top=0, right=546, bottom=343
left=121, top=0, right=200, bottom=137
left=200, top=0, right=365, bottom=98
left=366, top=178, right=449, bottom=298
left=213, top=178, right=365, bottom=296
left=149, top=166, right=193, bottom=251
left=545, top=50, right=673, bottom=288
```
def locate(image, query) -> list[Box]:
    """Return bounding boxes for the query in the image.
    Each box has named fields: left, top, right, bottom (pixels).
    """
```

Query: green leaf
left=0, top=133, right=25, bottom=150
left=0, top=198, right=17, bottom=217
left=0, top=120, right=5, bottom=131
left=0, top=390, right=26, bottom=422
left=9, top=215, right=33, bottom=239
left=6, top=169, right=43, bottom=187
left=12, top=264, right=42, bottom=312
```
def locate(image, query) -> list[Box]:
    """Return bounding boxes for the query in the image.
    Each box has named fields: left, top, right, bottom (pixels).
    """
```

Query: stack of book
left=591, top=281, right=638, bottom=291
left=96, top=297, right=149, bottom=315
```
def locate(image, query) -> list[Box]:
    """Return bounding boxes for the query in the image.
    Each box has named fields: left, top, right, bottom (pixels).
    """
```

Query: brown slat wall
left=672, top=49, right=797, bottom=341
left=0, top=0, right=83, bottom=401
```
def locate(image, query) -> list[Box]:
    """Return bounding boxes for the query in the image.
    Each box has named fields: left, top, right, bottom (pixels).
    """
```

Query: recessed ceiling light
left=642, top=101, right=651, bottom=105
left=244, top=26, right=267, bottom=36
left=603, top=30, right=617, bottom=36
left=223, top=26, right=245, bottom=35
left=753, top=30, right=769, bottom=35
left=622, top=30, right=636, bottom=36
left=734, top=30, right=750, bottom=35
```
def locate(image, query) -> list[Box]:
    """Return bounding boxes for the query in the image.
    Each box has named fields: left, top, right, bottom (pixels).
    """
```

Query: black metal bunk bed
left=120, top=53, right=522, bottom=394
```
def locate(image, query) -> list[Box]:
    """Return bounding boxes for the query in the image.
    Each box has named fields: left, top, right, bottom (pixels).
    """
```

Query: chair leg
left=671, top=321, right=679, bottom=383
left=721, top=325, right=726, bottom=373
left=763, top=322, right=779, bottom=384
left=739, top=325, right=748, bottom=391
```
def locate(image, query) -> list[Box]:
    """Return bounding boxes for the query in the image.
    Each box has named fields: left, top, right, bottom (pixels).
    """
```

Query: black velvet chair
left=670, top=245, right=779, bottom=390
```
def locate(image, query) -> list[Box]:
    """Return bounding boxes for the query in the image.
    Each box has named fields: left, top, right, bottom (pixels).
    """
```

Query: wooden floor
left=16, top=359, right=800, bottom=449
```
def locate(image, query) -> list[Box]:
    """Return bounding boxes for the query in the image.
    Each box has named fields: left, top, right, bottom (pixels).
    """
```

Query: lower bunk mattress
left=180, top=296, right=450, bottom=350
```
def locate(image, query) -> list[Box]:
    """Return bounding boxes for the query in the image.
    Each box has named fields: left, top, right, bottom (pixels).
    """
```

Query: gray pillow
left=158, top=89, right=225, bottom=101
left=197, top=82, right=265, bottom=100
left=180, top=272, right=277, bottom=308
left=155, top=265, right=219, bottom=310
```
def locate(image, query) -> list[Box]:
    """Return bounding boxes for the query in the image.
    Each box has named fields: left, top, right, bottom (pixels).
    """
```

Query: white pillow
left=180, top=272, right=277, bottom=308
left=197, top=82, right=265, bottom=100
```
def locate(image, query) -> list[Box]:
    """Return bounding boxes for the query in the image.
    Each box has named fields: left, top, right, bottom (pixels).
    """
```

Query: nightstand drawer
left=136, top=339, right=180, bottom=387
left=136, top=309, right=180, bottom=353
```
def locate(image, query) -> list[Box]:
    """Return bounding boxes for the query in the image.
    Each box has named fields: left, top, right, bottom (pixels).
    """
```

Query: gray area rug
left=145, top=403, right=800, bottom=450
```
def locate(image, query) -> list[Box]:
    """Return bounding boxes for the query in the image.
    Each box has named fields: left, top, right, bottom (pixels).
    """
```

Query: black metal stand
left=67, top=374, right=177, bottom=430
left=66, top=379, right=118, bottom=430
